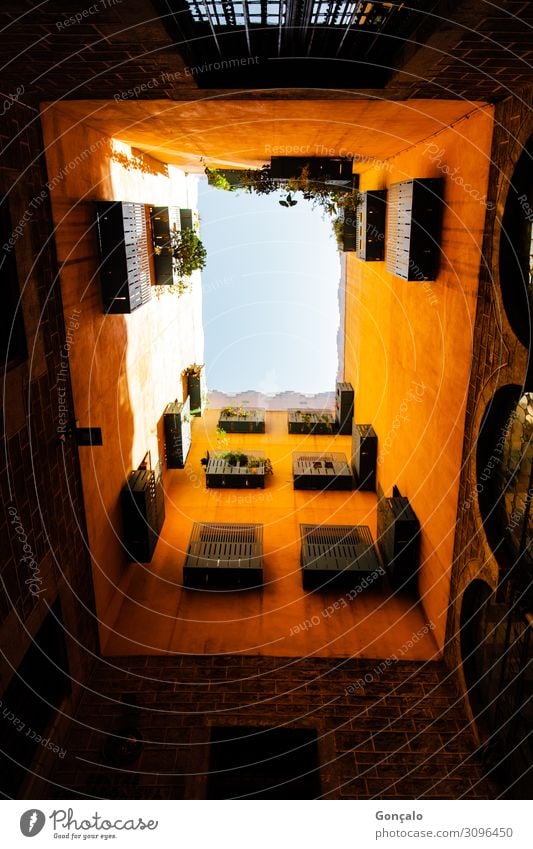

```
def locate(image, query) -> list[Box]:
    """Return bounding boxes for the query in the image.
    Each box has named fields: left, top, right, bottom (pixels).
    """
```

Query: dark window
left=477, top=387, right=533, bottom=603
left=460, top=581, right=533, bottom=798
left=0, top=197, right=27, bottom=369
left=460, top=579, right=496, bottom=720
left=499, top=134, right=533, bottom=350
left=207, top=726, right=321, bottom=799
left=0, top=600, right=71, bottom=797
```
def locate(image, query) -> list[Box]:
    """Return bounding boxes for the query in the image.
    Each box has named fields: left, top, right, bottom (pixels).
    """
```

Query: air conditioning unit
left=205, top=451, right=265, bottom=489
left=218, top=408, right=266, bottom=433
left=287, top=409, right=335, bottom=435
left=95, top=202, right=151, bottom=313
left=335, top=381, right=354, bottom=435
left=356, top=190, right=387, bottom=261
left=292, top=452, right=353, bottom=491
left=377, top=495, right=420, bottom=589
left=386, top=178, right=443, bottom=281
left=352, top=423, right=377, bottom=491
left=121, top=466, right=165, bottom=562
left=300, top=524, right=384, bottom=590
left=184, top=522, right=263, bottom=588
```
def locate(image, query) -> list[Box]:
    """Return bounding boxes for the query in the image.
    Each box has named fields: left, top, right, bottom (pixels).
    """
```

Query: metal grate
left=300, top=524, right=383, bottom=590
left=293, top=451, right=353, bottom=491
left=184, top=522, right=264, bottom=588
left=218, top=408, right=266, bottom=433
left=206, top=450, right=266, bottom=489
left=160, top=0, right=424, bottom=88
left=96, top=202, right=152, bottom=313
left=386, top=179, right=443, bottom=282
left=185, top=1, right=396, bottom=33
left=195, top=522, right=262, bottom=545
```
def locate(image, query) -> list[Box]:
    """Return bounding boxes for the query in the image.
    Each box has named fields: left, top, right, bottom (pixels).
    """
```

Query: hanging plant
left=205, top=163, right=358, bottom=219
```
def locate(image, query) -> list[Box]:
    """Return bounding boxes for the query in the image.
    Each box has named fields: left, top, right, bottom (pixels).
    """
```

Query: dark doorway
left=0, top=600, right=71, bottom=797
left=207, top=726, right=321, bottom=799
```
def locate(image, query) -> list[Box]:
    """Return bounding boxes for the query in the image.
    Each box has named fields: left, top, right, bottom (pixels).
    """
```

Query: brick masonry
left=0, top=1, right=531, bottom=103
left=1, top=0, right=532, bottom=800
left=0, top=102, right=98, bottom=717
left=446, top=91, right=533, bottom=702
left=42, top=655, right=497, bottom=799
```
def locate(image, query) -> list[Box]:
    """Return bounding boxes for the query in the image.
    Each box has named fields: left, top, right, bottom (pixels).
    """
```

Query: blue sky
left=197, top=179, right=341, bottom=395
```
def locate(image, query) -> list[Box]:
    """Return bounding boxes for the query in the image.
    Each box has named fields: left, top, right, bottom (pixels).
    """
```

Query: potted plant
left=224, top=452, right=248, bottom=468
left=248, top=457, right=262, bottom=474
left=168, top=227, right=207, bottom=278
left=150, top=207, right=207, bottom=289
left=219, top=406, right=265, bottom=433
left=182, top=363, right=204, bottom=416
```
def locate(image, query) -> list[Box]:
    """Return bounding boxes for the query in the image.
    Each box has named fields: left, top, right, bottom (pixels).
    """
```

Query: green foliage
left=206, top=162, right=361, bottom=250
left=215, top=426, right=229, bottom=453
left=333, top=216, right=345, bottom=238
left=171, top=228, right=207, bottom=278
left=224, top=452, right=248, bottom=467
left=204, top=167, right=234, bottom=191
left=238, top=165, right=278, bottom=195
left=221, top=405, right=250, bottom=418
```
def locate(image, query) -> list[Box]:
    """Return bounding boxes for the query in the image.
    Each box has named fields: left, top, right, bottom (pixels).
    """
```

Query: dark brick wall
left=446, top=91, right=533, bottom=703
left=1, top=0, right=531, bottom=800
left=0, top=102, right=98, bottom=710
left=389, top=1, right=533, bottom=100
left=44, top=655, right=496, bottom=799
left=0, top=1, right=531, bottom=104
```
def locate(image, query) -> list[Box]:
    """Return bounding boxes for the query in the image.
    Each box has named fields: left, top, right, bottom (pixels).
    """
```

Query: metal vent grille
left=195, top=522, right=262, bottom=546
left=293, top=452, right=353, bottom=491
left=184, top=523, right=263, bottom=588
left=300, top=524, right=383, bottom=589
left=386, top=179, right=443, bottom=281
left=297, top=454, right=334, bottom=464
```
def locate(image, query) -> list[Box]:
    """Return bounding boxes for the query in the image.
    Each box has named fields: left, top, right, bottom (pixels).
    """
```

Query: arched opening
left=459, top=578, right=533, bottom=797
left=499, top=134, right=533, bottom=349
left=477, top=386, right=533, bottom=603
left=460, top=578, right=495, bottom=722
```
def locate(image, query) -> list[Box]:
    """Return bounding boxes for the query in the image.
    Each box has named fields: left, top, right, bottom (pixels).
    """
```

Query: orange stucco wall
left=40, top=98, right=492, bottom=660
left=104, top=410, right=439, bottom=661
left=41, top=110, right=205, bottom=635
left=344, top=106, right=494, bottom=650
left=44, top=98, right=483, bottom=170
